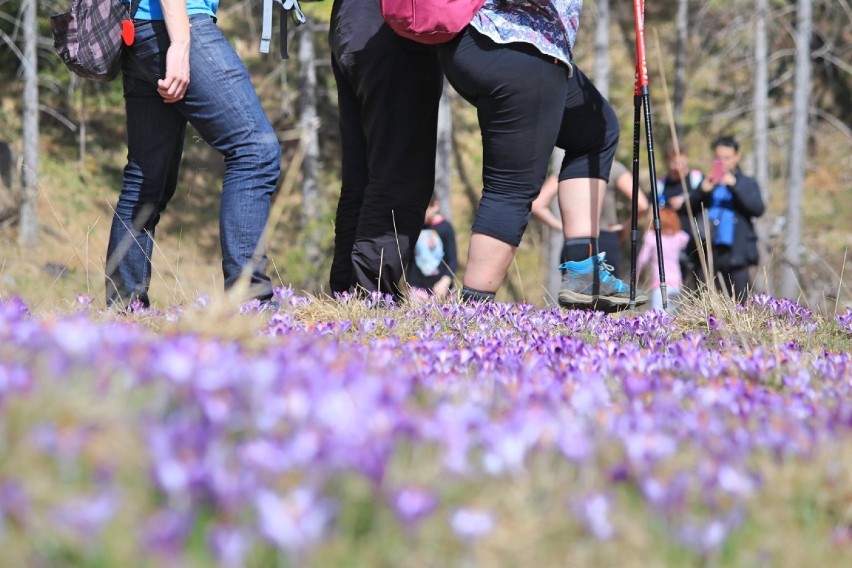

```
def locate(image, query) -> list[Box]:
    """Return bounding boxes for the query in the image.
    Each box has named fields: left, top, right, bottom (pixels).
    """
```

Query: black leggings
left=438, top=28, right=619, bottom=246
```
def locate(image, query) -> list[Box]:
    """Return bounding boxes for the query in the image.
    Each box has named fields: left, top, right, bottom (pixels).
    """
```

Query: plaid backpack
left=51, top=0, right=140, bottom=82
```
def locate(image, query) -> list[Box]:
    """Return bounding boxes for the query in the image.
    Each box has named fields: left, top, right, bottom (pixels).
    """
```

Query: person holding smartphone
left=691, top=136, right=765, bottom=301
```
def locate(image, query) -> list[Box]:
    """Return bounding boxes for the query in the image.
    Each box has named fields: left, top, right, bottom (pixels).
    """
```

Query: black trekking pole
left=629, top=0, right=667, bottom=310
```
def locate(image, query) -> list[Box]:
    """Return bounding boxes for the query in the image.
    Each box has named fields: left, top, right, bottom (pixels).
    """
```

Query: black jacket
left=690, top=169, right=765, bottom=268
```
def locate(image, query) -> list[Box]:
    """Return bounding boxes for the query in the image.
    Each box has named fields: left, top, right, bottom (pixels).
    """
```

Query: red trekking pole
left=629, top=0, right=667, bottom=310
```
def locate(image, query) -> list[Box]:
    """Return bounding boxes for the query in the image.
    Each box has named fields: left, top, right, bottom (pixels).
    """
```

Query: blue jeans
left=106, top=15, right=280, bottom=308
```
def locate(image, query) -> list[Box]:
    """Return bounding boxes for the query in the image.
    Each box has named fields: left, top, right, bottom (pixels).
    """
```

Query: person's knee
left=254, top=133, right=282, bottom=175
left=473, top=187, right=533, bottom=246
left=471, top=219, right=527, bottom=248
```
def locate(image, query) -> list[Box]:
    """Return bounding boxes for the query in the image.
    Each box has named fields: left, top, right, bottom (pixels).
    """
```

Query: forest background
left=0, top=0, right=850, bottom=311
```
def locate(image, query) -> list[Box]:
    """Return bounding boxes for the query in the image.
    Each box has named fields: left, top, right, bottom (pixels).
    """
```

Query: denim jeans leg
left=106, top=21, right=186, bottom=308
left=179, top=16, right=281, bottom=301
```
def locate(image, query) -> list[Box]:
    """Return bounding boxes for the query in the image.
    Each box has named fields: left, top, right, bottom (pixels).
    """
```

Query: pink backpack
left=381, top=0, right=486, bottom=44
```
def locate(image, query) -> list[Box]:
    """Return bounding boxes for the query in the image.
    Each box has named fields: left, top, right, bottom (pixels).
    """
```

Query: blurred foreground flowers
left=1, top=292, right=852, bottom=566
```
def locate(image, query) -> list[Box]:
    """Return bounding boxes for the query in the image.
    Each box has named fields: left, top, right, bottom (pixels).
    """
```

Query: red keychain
left=121, top=19, right=135, bottom=46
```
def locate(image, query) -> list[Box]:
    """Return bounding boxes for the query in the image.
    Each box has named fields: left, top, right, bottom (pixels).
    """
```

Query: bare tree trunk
left=752, top=0, right=770, bottom=201
left=593, top=0, right=610, bottom=98
left=19, top=0, right=39, bottom=246
left=0, top=140, right=16, bottom=223
left=780, top=0, right=812, bottom=300
left=547, top=149, right=565, bottom=303
left=435, top=81, right=453, bottom=222
left=751, top=0, right=771, bottom=295
left=298, top=20, right=321, bottom=269
left=76, top=78, right=87, bottom=170
left=0, top=142, right=13, bottom=201
left=673, top=0, right=688, bottom=140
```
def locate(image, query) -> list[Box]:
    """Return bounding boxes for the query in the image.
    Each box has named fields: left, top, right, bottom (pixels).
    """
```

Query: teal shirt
left=133, top=0, right=219, bottom=21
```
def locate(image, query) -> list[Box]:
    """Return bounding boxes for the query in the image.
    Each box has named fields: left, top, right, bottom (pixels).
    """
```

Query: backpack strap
left=124, top=0, right=141, bottom=20
left=260, top=0, right=306, bottom=59
left=260, top=0, right=274, bottom=54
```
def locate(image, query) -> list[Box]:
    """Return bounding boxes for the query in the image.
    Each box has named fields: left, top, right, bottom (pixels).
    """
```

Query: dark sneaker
left=558, top=253, right=648, bottom=311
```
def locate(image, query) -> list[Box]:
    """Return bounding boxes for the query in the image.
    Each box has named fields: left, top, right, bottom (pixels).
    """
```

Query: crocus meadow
left=1, top=291, right=851, bottom=566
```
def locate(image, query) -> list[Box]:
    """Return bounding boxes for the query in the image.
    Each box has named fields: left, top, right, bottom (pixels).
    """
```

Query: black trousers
left=328, top=32, right=443, bottom=298
left=714, top=266, right=751, bottom=302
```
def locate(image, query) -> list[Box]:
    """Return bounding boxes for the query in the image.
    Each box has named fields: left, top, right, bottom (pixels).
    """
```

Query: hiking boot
left=558, top=253, right=648, bottom=311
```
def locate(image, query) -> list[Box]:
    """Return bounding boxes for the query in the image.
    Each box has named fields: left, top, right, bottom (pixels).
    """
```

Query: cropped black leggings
left=439, top=28, right=619, bottom=246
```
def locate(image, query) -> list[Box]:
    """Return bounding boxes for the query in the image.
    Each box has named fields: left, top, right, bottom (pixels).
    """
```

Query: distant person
left=438, top=0, right=646, bottom=310
left=0, top=141, right=13, bottom=192
left=692, top=136, right=765, bottom=302
left=656, top=142, right=705, bottom=288
left=105, top=0, right=281, bottom=309
left=636, top=207, right=690, bottom=312
left=406, top=195, right=457, bottom=298
left=328, top=0, right=443, bottom=300
left=532, top=159, right=650, bottom=278
left=0, top=142, right=14, bottom=216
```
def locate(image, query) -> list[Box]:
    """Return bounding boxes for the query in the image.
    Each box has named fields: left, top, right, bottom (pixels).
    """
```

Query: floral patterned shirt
left=471, top=0, right=582, bottom=67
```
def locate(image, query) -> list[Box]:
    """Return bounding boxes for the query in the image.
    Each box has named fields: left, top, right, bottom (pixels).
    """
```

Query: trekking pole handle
left=633, top=0, right=649, bottom=94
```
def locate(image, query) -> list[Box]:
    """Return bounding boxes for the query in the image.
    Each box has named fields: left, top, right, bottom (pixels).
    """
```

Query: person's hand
left=668, top=195, right=685, bottom=210
left=158, top=40, right=190, bottom=103
left=719, top=172, right=736, bottom=187
left=432, top=276, right=452, bottom=298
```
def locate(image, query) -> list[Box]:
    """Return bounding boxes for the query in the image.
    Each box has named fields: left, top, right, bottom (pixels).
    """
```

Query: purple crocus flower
left=51, top=317, right=101, bottom=357
left=557, top=427, right=595, bottom=464
left=0, top=296, right=29, bottom=319
left=837, top=308, right=852, bottom=334
left=241, top=438, right=290, bottom=473
left=390, top=487, right=438, bottom=527
left=707, top=314, right=720, bottom=331
left=573, top=493, right=614, bottom=540
left=678, top=519, right=729, bottom=555
left=717, top=466, right=756, bottom=498
left=450, top=508, right=494, bottom=540
left=52, top=486, right=120, bottom=537
left=255, top=488, right=334, bottom=553
left=143, top=509, right=194, bottom=557
left=0, top=478, right=29, bottom=528
left=208, top=523, right=251, bottom=568
left=153, top=458, right=191, bottom=495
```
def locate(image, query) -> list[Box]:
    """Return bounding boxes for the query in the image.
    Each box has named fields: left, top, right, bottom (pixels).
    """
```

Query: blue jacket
left=690, top=168, right=765, bottom=268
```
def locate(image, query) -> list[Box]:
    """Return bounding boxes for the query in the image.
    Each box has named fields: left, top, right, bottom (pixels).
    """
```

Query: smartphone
left=711, top=159, right=725, bottom=183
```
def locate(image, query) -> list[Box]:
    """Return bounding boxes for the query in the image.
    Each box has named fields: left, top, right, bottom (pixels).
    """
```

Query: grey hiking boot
left=558, top=252, right=648, bottom=311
